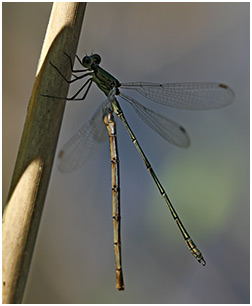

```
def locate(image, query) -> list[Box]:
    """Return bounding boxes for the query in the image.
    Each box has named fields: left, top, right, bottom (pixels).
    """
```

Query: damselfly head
left=82, top=54, right=101, bottom=69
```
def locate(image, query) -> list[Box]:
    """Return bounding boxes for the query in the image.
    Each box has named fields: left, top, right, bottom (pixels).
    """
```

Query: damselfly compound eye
left=82, top=56, right=92, bottom=68
left=92, top=54, right=101, bottom=65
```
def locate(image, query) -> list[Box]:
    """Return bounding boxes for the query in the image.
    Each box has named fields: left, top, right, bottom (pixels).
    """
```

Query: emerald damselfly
left=43, top=53, right=234, bottom=290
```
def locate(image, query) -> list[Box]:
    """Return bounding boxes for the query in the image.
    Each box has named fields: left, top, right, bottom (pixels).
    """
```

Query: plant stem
left=2, top=3, right=86, bottom=303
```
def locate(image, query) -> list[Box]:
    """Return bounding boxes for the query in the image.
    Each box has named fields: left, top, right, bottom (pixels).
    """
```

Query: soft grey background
left=3, top=2, right=249, bottom=303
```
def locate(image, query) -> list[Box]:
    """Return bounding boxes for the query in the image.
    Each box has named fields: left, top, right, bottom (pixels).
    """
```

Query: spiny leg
left=75, top=54, right=83, bottom=66
left=42, top=78, right=93, bottom=101
left=63, top=52, right=88, bottom=73
left=42, top=53, right=94, bottom=100
left=66, top=78, right=93, bottom=100
left=49, top=60, right=92, bottom=84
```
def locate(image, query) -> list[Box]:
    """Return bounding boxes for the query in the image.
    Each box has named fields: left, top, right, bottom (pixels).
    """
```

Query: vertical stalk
left=2, top=3, right=86, bottom=303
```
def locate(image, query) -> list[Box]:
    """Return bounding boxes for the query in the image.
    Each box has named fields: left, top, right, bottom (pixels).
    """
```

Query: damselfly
left=43, top=53, right=234, bottom=290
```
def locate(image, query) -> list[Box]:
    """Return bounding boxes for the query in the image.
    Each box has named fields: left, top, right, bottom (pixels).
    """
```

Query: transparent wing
left=58, top=100, right=110, bottom=173
left=119, top=92, right=190, bottom=147
left=120, top=82, right=234, bottom=110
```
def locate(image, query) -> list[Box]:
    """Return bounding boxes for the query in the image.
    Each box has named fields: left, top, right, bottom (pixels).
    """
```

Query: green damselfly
left=43, top=53, right=234, bottom=290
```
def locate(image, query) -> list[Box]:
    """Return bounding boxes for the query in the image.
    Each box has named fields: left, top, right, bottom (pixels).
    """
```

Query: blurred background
left=3, top=2, right=249, bottom=303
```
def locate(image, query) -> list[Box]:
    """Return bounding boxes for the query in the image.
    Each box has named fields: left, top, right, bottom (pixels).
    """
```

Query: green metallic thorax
left=92, top=66, right=121, bottom=96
